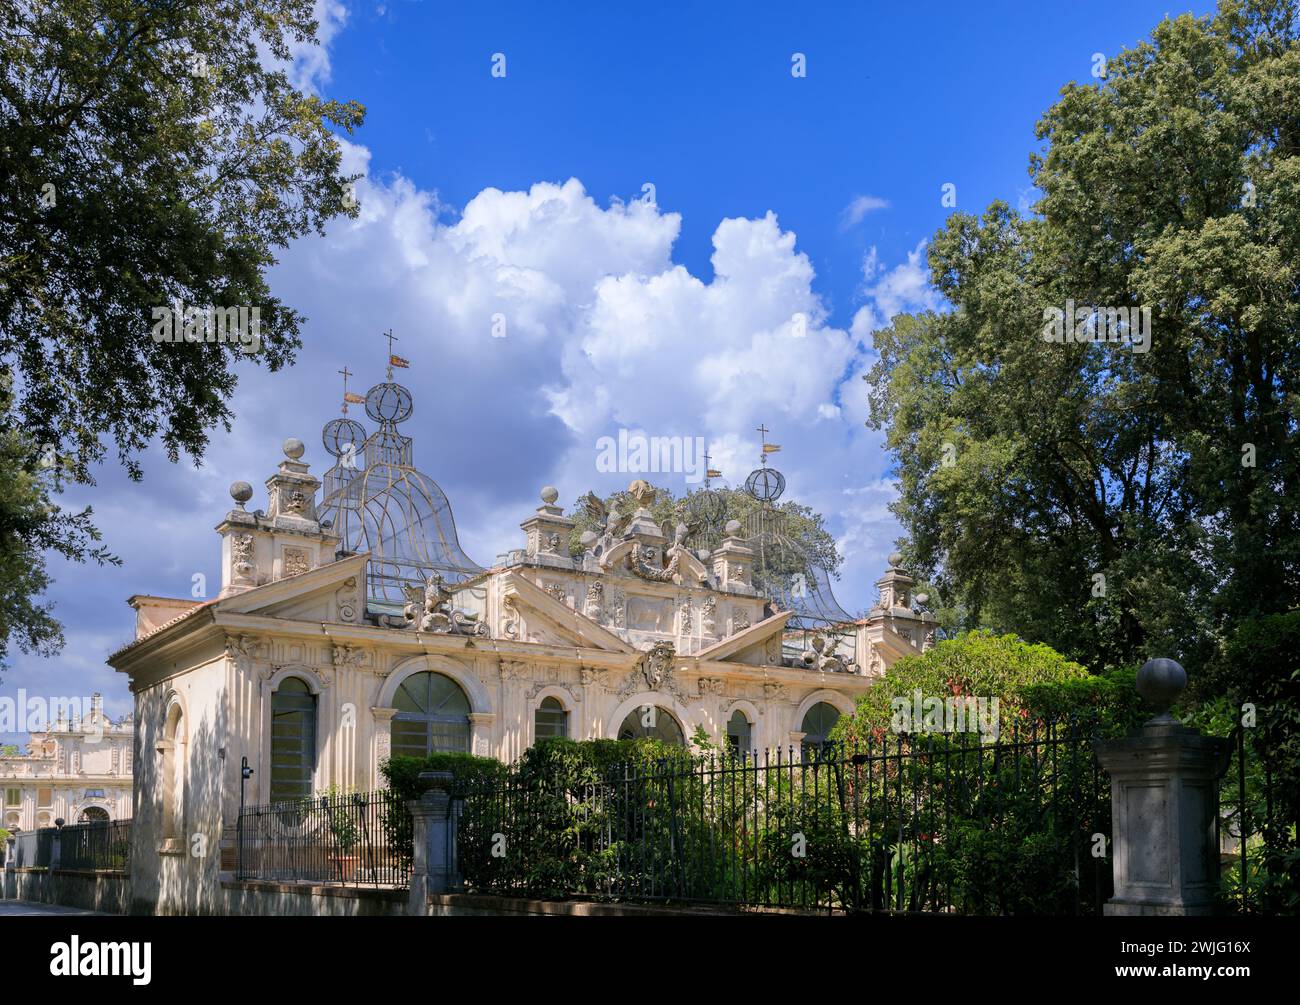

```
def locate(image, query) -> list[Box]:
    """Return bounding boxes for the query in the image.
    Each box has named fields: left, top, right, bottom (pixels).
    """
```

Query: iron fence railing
left=236, top=789, right=411, bottom=888
left=458, top=718, right=1114, bottom=914
left=3, top=820, right=130, bottom=872
left=58, top=819, right=132, bottom=872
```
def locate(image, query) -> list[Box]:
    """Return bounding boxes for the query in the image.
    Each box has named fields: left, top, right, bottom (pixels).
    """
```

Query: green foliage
left=567, top=485, right=842, bottom=578
left=831, top=630, right=1111, bottom=743
left=380, top=751, right=506, bottom=804
left=0, top=392, right=117, bottom=672
left=863, top=0, right=1300, bottom=680
left=0, top=0, right=363, bottom=664
left=1218, top=610, right=1300, bottom=912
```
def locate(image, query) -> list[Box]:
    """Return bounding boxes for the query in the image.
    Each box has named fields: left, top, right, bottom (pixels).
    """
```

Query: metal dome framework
left=318, top=375, right=482, bottom=610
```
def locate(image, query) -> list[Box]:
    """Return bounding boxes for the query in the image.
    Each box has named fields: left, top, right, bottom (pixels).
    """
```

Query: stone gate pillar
left=406, top=770, right=461, bottom=916
left=1095, top=658, right=1229, bottom=916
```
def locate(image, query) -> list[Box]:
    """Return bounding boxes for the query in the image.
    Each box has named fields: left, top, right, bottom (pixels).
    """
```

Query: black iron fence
left=236, top=789, right=411, bottom=887
left=58, top=819, right=132, bottom=871
left=1217, top=724, right=1284, bottom=914
left=458, top=719, right=1114, bottom=914
left=3, top=819, right=130, bottom=872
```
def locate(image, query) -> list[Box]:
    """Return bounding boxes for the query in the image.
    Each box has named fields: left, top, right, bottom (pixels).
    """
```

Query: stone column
left=406, top=770, right=461, bottom=916
left=468, top=712, right=496, bottom=757
left=1095, top=658, right=1229, bottom=916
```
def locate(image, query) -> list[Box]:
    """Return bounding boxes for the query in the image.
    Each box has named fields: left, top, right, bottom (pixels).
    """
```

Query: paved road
left=0, top=899, right=106, bottom=916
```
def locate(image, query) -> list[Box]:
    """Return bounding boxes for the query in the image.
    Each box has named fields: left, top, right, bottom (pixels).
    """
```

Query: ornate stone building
left=0, top=695, right=133, bottom=832
left=107, top=368, right=935, bottom=912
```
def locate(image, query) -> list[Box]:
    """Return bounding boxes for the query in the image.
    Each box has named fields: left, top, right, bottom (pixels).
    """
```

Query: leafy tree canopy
left=0, top=0, right=364, bottom=666
left=865, top=0, right=1300, bottom=680
left=566, top=484, right=843, bottom=580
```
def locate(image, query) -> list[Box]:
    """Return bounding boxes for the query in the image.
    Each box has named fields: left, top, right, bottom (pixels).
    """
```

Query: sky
left=2, top=0, right=1216, bottom=738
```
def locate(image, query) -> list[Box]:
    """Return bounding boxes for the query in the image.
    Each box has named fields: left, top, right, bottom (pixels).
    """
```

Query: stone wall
left=3, top=868, right=131, bottom=915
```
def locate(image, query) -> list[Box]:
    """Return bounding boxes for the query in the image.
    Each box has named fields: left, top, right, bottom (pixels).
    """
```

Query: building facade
left=0, top=695, right=133, bottom=832
left=107, top=371, right=936, bottom=913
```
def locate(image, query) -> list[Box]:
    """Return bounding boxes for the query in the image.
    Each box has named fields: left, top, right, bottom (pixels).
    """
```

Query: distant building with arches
left=0, top=695, right=133, bottom=832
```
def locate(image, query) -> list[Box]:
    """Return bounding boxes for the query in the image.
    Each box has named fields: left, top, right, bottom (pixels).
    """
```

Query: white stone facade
left=0, top=696, right=133, bottom=832
left=108, top=437, right=937, bottom=913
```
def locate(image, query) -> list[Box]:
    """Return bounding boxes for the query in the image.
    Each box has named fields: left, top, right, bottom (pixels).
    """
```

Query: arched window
left=391, top=672, right=471, bottom=756
left=800, top=702, right=841, bottom=753
left=726, top=710, right=752, bottom=756
left=617, top=705, right=684, bottom=745
left=270, top=677, right=317, bottom=803
left=534, top=696, right=568, bottom=742
left=79, top=806, right=109, bottom=824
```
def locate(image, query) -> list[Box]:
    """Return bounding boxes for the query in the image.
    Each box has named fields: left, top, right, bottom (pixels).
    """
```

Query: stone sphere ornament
left=888, top=551, right=904, bottom=568
left=283, top=437, right=305, bottom=459
left=540, top=485, right=559, bottom=505
left=724, top=519, right=742, bottom=537
left=230, top=481, right=253, bottom=507
left=1137, top=657, right=1187, bottom=721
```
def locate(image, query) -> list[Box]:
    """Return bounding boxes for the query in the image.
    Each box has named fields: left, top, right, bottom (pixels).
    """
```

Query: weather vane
left=338, top=365, right=353, bottom=415
left=379, top=328, right=405, bottom=379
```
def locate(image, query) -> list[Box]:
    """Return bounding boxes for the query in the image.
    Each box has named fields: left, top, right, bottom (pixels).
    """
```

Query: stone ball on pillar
left=1137, top=657, right=1186, bottom=716
left=229, top=481, right=253, bottom=507
left=888, top=551, right=904, bottom=568
left=283, top=437, right=305, bottom=460
left=724, top=519, right=742, bottom=537
left=540, top=485, right=559, bottom=505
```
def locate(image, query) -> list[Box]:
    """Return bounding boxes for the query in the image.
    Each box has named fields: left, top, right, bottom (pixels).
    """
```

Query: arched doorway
left=79, top=806, right=109, bottom=824
left=617, top=705, right=685, bottom=745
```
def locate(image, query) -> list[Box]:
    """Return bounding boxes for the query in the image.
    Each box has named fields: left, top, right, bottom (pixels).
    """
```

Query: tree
left=566, top=484, right=842, bottom=581
left=865, top=0, right=1300, bottom=679
left=0, top=1, right=364, bottom=666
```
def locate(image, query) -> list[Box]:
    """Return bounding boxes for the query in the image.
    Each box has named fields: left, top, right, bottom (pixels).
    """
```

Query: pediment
left=215, top=552, right=369, bottom=625
left=502, top=571, right=637, bottom=654
left=697, top=609, right=792, bottom=664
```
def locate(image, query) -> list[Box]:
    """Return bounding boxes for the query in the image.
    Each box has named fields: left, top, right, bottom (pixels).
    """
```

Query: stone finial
left=230, top=481, right=253, bottom=508
left=283, top=437, right=305, bottom=460
left=724, top=519, right=742, bottom=537
left=540, top=485, right=559, bottom=505
left=888, top=551, right=904, bottom=568
left=628, top=479, right=655, bottom=509
left=1136, top=657, right=1186, bottom=724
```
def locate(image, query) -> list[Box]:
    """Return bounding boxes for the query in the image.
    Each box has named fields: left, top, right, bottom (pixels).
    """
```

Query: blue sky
left=2, top=0, right=1214, bottom=739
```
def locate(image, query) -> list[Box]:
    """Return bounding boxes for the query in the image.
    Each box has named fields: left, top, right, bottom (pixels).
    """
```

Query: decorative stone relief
left=581, top=666, right=608, bottom=689
left=584, top=580, right=604, bottom=620
left=605, top=589, right=627, bottom=629
left=697, top=677, right=725, bottom=697
left=502, top=595, right=520, bottom=639
left=231, top=533, right=256, bottom=583
left=335, top=576, right=361, bottom=624
left=400, top=572, right=488, bottom=636
left=731, top=607, right=751, bottom=633
left=544, top=582, right=568, bottom=606
left=763, top=682, right=788, bottom=703
left=765, top=636, right=783, bottom=665
left=332, top=645, right=364, bottom=669
left=701, top=595, right=717, bottom=635
left=678, top=595, right=692, bottom=635
left=283, top=547, right=311, bottom=578
left=499, top=659, right=529, bottom=681
left=225, top=634, right=260, bottom=672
